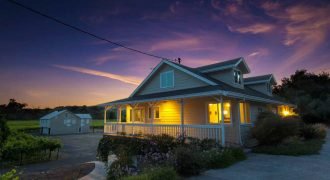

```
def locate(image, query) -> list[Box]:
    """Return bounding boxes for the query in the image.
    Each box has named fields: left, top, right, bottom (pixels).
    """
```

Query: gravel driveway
left=191, top=130, right=330, bottom=180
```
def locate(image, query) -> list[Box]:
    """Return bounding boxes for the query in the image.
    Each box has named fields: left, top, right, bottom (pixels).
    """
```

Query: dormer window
left=234, top=70, right=241, bottom=84
left=160, top=71, right=174, bottom=88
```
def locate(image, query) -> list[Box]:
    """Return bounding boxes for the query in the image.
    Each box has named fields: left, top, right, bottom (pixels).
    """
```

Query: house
left=40, top=110, right=92, bottom=135
left=102, top=57, right=295, bottom=146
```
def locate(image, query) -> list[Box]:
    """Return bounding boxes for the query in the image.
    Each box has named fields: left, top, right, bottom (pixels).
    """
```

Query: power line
left=7, top=0, right=169, bottom=60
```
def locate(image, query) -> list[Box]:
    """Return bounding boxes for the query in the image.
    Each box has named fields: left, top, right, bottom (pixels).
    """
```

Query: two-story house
left=102, top=57, right=294, bottom=146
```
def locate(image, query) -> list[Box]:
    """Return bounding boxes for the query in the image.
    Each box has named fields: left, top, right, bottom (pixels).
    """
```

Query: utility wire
left=7, top=0, right=169, bottom=60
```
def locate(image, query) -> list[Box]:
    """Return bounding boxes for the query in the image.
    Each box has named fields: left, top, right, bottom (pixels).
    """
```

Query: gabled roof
left=244, top=74, right=277, bottom=85
left=195, top=57, right=250, bottom=74
left=129, top=59, right=218, bottom=97
left=40, top=110, right=67, bottom=120
left=75, top=114, right=92, bottom=119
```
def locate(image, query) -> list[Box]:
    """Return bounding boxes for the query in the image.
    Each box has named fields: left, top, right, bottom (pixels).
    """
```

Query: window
left=208, top=102, right=231, bottom=124
left=154, top=107, right=160, bottom=119
left=160, top=71, right=174, bottom=88
left=234, top=70, right=241, bottom=84
left=86, top=119, right=90, bottom=124
left=239, top=102, right=251, bottom=124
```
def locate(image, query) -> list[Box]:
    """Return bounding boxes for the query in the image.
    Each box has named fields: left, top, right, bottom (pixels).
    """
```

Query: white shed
left=40, top=110, right=92, bottom=135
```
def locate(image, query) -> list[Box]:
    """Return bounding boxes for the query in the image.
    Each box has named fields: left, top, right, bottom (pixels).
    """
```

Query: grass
left=7, top=119, right=110, bottom=130
left=252, top=139, right=325, bottom=156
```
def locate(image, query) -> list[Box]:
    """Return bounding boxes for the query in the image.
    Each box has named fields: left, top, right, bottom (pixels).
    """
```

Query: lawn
left=7, top=119, right=109, bottom=130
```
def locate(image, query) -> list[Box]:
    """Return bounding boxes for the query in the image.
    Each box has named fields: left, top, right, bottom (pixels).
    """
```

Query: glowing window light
left=283, top=110, right=290, bottom=116
left=223, top=110, right=228, bottom=115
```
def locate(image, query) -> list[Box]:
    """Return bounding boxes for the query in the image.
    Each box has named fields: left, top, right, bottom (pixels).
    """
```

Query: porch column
left=104, top=105, right=112, bottom=133
left=220, top=96, right=225, bottom=147
left=180, top=99, right=184, bottom=137
left=148, top=102, right=155, bottom=134
left=117, top=106, right=122, bottom=122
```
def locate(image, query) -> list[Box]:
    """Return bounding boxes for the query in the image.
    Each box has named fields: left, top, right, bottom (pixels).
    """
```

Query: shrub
left=252, top=112, right=302, bottom=145
left=107, top=150, right=134, bottom=180
left=123, top=166, right=177, bottom=180
left=147, top=134, right=176, bottom=153
left=300, top=123, right=327, bottom=140
left=201, top=148, right=245, bottom=169
left=0, top=169, right=19, bottom=180
left=230, top=148, right=247, bottom=161
left=174, top=146, right=203, bottom=176
left=1, top=132, right=62, bottom=161
left=0, top=117, right=10, bottom=148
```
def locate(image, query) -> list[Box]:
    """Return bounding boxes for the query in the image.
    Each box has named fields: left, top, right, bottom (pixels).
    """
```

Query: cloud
left=150, top=38, right=200, bottom=51
left=248, top=51, right=260, bottom=57
left=229, top=23, right=275, bottom=34
left=53, top=64, right=141, bottom=85
left=262, top=4, right=330, bottom=73
left=93, top=55, right=118, bottom=65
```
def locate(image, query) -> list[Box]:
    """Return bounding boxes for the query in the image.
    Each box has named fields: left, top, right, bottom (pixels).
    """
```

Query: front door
left=134, top=108, right=145, bottom=122
left=208, top=103, right=219, bottom=124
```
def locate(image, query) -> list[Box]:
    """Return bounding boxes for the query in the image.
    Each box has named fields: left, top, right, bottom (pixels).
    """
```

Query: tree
left=273, top=70, right=330, bottom=124
left=0, top=115, right=10, bottom=148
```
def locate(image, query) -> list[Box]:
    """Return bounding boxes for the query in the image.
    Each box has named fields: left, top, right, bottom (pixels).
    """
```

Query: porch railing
left=104, top=122, right=223, bottom=141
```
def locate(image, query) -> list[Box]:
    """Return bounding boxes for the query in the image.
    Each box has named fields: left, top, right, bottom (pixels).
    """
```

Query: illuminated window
left=160, top=71, right=174, bottom=88
left=234, top=70, right=241, bottom=84
left=239, top=102, right=251, bottom=124
left=154, top=107, right=160, bottom=119
left=208, top=102, right=231, bottom=124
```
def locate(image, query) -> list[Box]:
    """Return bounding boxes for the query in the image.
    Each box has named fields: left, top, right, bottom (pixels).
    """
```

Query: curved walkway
left=191, top=130, right=330, bottom=180
left=79, top=161, right=106, bottom=180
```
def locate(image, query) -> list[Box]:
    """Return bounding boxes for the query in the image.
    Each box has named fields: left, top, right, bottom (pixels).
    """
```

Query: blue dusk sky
left=0, top=0, right=329, bottom=107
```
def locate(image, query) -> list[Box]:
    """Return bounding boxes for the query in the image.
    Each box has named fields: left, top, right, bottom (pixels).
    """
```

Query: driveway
left=17, top=132, right=103, bottom=174
left=192, top=130, right=330, bottom=180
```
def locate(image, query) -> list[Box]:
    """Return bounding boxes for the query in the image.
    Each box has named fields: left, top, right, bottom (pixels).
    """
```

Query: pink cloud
left=150, top=37, right=200, bottom=51
left=53, top=64, right=142, bottom=85
left=263, top=4, right=330, bottom=73
left=229, top=23, right=275, bottom=34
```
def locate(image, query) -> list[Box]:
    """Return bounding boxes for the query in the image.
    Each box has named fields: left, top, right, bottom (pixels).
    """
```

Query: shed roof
left=40, top=110, right=66, bottom=120
left=75, top=114, right=92, bottom=119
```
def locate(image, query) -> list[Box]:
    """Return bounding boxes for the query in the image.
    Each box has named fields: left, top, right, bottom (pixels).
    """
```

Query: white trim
left=235, top=58, right=251, bottom=74
left=199, top=57, right=250, bottom=74
left=244, top=74, right=277, bottom=85
left=129, top=60, right=217, bottom=97
left=107, top=89, right=293, bottom=107
left=200, top=64, right=235, bottom=73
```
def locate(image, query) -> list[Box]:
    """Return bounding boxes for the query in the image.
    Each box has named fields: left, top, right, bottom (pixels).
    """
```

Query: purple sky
left=1, top=0, right=330, bottom=108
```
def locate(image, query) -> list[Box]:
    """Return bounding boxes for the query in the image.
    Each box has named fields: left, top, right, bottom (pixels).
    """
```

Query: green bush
left=123, top=166, right=177, bottom=180
left=0, top=169, right=19, bottom=180
left=0, top=117, right=10, bottom=148
left=201, top=148, right=245, bottom=169
left=148, top=134, right=177, bottom=153
left=252, top=112, right=302, bottom=145
left=174, top=146, right=203, bottom=176
left=300, top=123, right=327, bottom=140
left=107, top=148, right=133, bottom=180
left=1, top=132, right=62, bottom=161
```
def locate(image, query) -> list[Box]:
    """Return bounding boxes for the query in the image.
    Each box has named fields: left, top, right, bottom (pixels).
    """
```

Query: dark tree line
left=0, top=99, right=109, bottom=120
left=274, top=70, right=330, bottom=124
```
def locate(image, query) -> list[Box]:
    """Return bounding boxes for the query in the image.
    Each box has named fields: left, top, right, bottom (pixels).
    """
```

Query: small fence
left=104, top=122, right=223, bottom=142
